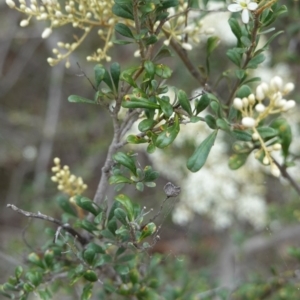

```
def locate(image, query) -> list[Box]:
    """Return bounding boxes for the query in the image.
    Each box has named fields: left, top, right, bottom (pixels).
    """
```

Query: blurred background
left=1, top=0, right=300, bottom=298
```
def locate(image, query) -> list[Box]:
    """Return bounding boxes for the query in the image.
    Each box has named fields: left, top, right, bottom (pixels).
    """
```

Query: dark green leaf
left=122, top=96, right=160, bottom=109
left=270, top=118, right=292, bottom=159
left=126, top=135, right=148, bottom=144
left=257, top=127, right=278, bottom=139
left=216, top=118, right=230, bottom=132
left=236, top=85, right=252, bottom=98
left=83, top=270, right=98, bottom=282
left=68, top=95, right=96, bottom=105
left=187, top=130, right=218, bottom=172
left=144, top=60, right=155, bottom=77
left=56, top=195, right=77, bottom=217
left=112, top=3, right=134, bottom=20
left=136, top=182, right=144, bottom=192
left=247, top=53, right=265, bottom=69
left=205, top=114, right=217, bottom=129
left=178, top=90, right=192, bottom=115
left=109, top=175, right=132, bottom=184
left=81, top=283, right=93, bottom=300
left=115, top=194, right=135, bottom=221
left=94, top=64, right=106, bottom=87
left=138, top=119, right=155, bottom=132
left=110, top=62, right=120, bottom=91
left=153, top=47, right=173, bottom=62
left=241, top=36, right=251, bottom=47
left=115, top=23, right=134, bottom=38
left=228, top=17, right=242, bottom=40
left=157, top=97, right=173, bottom=117
left=195, top=94, right=210, bottom=114
left=206, top=36, right=220, bottom=56
left=75, top=196, right=100, bottom=216
left=228, top=153, right=250, bottom=170
left=83, top=249, right=96, bottom=265
left=115, top=265, right=130, bottom=275
left=155, top=114, right=180, bottom=148
left=113, top=152, right=137, bottom=175
left=226, top=49, right=242, bottom=67
left=155, top=64, right=172, bottom=78
left=107, top=218, right=118, bottom=235
left=114, top=208, right=128, bottom=225
left=231, top=129, right=252, bottom=141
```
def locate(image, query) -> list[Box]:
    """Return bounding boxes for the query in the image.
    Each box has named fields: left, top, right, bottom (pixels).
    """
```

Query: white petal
left=242, top=9, right=250, bottom=23
left=228, top=4, right=242, bottom=12
left=248, top=2, right=258, bottom=10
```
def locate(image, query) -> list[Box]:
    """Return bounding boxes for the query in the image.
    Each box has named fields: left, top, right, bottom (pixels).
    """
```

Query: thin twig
left=7, top=204, right=89, bottom=245
left=273, top=158, right=300, bottom=196
left=76, top=62, right=97, bottom=91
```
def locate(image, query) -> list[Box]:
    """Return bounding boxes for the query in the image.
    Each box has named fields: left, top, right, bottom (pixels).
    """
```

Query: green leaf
left=178, top=90, right=192, bottom=115
left=155, top=114, right=180, bottom=148
left=114, top=208, right=128, bottom=225
left=126, top=135, right=148, bottom=144
left=144, top=166, right=159, bottom=181
left=56, top=195, right=77, bottom=217
left=231, top=129, right=252, bottom=141
left=81, top=283, right=93, bottom=300
left=228, top=153, right=249, bottom=170
left=107, top=218, right=118, bottom=235
left=137, top=223, right=156, bottom=242
left=94, top=64, right=106, bottom=87
left=138, top=119, right=155, bottom=132
left=236, top=85, right=252, bottom=98
left=87, top=243, right=105, bottom=254
left=144, top=35, right=158, bottom=45
left=228, top=17, right=242, bottom=40
left=28, top=252, right=44, bottom=268
left=241, top=36, right=251, bottom=47
left=113, top=152, right=137, bottom=175
left=144, top=60, right=156, bottom=77
left=83, top=249, right=96, bottom=265
left=75, top=196, right=100, bottom=216
left=155, top=64, right=172, bottom=78
left=68, top=95, right=96, bottom=105
left=206, top=36, right=220, bottom=57
left=247, top=53, right=265, bottom=69
left=115, top=265, right=130, bottom=275
left=122, top=95, right=160, bottom=109
left=216, top=118, right=230, bottom=132
left=109, top=175, right=132, bottom=184
left=108, top=201, right=120, bottom=222
left=110, top=62, right=120, bottom=91
left=187, top=130, right=218, bottom=172
left=157, top=96, right=173, bottom=117
left=83, top=270, right=98, bottom=282
left=112, top=3, right=134, bottom=20
left=115, top=23, right=134, bottom=38
left=260, top=31, right=283, bottom=51
left=115, top=194, right=135, bottom=221
left=15, top=266, right=23, bottom=279
left=243, top=77, right=261, bottom=84
left=205, top=114, right=217, bottom=129
left=195, top=94, right=210, bottom=114
left=147, top=143, right=156, bottom=153
left=120, top=68, right=139, bottom=87
left=136, top=182, right=144, bottom=192
left=153, top=47, right=173, bottom=62
left=75, top=220, right=99, bottom=233
left=270, top=118, right=292, bottom=159
left=235, top=69, right=246, bottom=80
left=256, top=127, right=278, bottom=139
left=226, top=49, right=242, bottom=67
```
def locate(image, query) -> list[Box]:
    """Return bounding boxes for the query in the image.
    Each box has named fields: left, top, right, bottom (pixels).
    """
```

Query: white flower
left=228, top=0, right=258, bottom=24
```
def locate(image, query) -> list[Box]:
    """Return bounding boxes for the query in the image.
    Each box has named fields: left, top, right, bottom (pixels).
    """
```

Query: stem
left=273, top=158, right=300, bottom=196
left=7, top=204, right=88, bottom=245
left=226, top=13, right=261, bottom=106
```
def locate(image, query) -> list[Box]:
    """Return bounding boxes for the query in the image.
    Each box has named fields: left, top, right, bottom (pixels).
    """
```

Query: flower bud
left=248, top=93, right=255, bottom=104
left=256, top=86, right=265, bottom=101
left=282, top=100, right=296, bottom=111
left=270, top=76, right=283, bottom=91
left=6, top=0, right=15, bottom=8
left=182, top=43, right=193, bottom=50
left=270, top=164, right=280, bottom=177
left=263, top=156, right=269, bottom=165
left=283, top=82, right=295, bottom=94
left=20, top=19, right=29, bottom=27
left=273, top=143, right=282, bottom=151
left=242, top=117, right=256, bottom=128
left=41, top=27, right=52, bottom=39
left=233, top=98, right=243, bottom=110
left=255, top=103, right=266, bottom=112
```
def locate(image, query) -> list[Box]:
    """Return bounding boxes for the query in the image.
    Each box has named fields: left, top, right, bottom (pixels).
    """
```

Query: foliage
left=2, top=0, right=300, bottom=299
